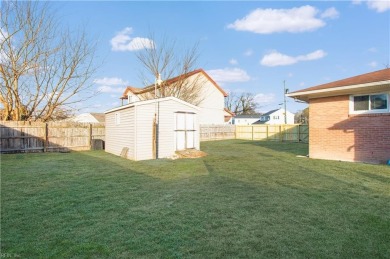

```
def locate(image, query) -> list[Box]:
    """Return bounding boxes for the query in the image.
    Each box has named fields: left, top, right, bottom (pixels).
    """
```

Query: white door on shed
left=175, top=112, right=195, bottom=150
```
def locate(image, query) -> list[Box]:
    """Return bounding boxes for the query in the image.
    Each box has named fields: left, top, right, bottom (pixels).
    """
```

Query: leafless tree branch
left=0, top=0, right=99, bottom=121
left=134, top=33, right=204, bottom=105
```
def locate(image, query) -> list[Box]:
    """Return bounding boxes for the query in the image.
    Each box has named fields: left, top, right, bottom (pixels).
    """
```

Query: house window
left=273, top=115, right=279, bottom=119
left=351, top=93, right=388, bottom=113
left=115, top=112, right=120, bottom=125
left=128, top=95, right=133, bottom=104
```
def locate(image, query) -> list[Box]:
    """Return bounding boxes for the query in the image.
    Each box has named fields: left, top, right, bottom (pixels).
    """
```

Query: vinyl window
left=351, top=93, right=388, bottom=114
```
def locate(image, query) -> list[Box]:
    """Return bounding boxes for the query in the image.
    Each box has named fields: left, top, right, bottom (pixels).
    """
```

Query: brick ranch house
left=287, top=68, right=390, bottom=164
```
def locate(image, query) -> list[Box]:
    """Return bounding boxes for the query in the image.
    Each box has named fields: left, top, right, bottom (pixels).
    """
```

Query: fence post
left=44, top=123, right=48, bottom=152
left=89, top=123, right=93, bottom=150
left=298, top=124, right=301, bottom=142
left=279, top=125, right=282, bottom=142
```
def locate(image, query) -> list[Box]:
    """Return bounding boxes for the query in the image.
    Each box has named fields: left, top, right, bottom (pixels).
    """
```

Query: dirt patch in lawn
left=174, top=149, right=208, bottom=159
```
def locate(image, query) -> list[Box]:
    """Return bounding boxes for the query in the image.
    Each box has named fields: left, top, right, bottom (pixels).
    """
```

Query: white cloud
left=321, top=7, right=340, bottom=19
left=229, top=59, right=238, bottom=65
left=227, top=5, right=335, bottom=34
left=254, top=93, right=275, bottom=104
left=207, top=68, right=251, bottom=84
left=97, top=85, right=125, bottom=94
left=352, top=0, right=363, bottom=4
left=368, top=61, right=378, bottom=67
left=94, top=77, right=128, bottom=94
left=94, top=77, right=128, bottom=86
left=260, top=49, right=327, bottom=67
left=367, top=0, right=390, bottom=12
left=353, top=0, right=390, bottom=12
left=244, top=49, right=254, bottom=56
left=110, top=27, right=154, bottom=51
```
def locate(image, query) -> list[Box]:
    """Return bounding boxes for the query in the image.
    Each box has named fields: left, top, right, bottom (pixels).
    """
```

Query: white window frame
left=349, top=92, right=389, bottom=115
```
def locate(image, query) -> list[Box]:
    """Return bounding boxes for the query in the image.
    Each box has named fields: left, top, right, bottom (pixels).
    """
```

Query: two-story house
left=232, top=114, right=262, bottom=125
left=253, top=109, right=294, bottom=125
left=120, top=69, right=228, bottom=125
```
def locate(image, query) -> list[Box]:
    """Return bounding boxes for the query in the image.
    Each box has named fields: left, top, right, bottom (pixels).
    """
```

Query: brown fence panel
left=200, top=124, right=235, bottom=141
left=0, top=121, right=106, bottom=153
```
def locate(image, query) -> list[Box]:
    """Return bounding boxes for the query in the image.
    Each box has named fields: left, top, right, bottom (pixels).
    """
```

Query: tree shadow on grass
left=2, top=148, right=389, bottom=258
left=235, top=140, right=309, bottom=157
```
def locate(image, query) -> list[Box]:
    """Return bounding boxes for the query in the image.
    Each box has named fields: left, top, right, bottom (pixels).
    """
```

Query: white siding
left=105, top=108, right=135, bottom=159
left=154, top=99, right=199, bottom=158
left=106, top=97, right=199, bottom=161
left=196, top=74, right=225, bottom=124
left=134, top=103, right=156, bottom=161
left=266, top=109, right=295, bottom=125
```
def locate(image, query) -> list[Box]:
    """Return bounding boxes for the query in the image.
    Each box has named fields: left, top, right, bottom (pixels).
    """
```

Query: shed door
left=175, top=112, right=195, bottom=150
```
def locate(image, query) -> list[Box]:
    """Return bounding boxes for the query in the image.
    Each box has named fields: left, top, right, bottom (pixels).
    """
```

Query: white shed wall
left=105, top=108, right=135, bottom=159
left=134, top=98, right=200, bottom=160
left=134, top=103, right=155, bottom=161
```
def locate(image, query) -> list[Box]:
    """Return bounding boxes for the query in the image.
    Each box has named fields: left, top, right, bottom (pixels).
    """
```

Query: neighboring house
left=287, top=68, right=390, bottom=164
left=233, top=114, right=262, bottom=125
left=224, top=108, right=235, bottom=124
left=69, top=113, right=105, bottom=123
left=253, top=109, right=294, bottom=125
left=120, top=69, right=228, bottom=125
left=105, top=96, right=200, bottom=161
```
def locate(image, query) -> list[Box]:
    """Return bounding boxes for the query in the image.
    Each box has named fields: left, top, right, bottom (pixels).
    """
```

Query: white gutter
left=287, top=80, right=390, bottom=98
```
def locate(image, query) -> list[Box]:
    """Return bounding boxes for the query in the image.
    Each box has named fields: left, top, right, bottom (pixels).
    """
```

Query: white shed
left=105, top=97, right=200, bottom=161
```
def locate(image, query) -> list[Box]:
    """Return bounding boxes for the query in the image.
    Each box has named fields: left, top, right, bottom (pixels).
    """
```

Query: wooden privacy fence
left=236, top=124, right=308, bottom=142
left=0, top=122, right=307, bottom=153
left=200, top=124, right=308, bottom=143
left=200, top=124, right=236, bottom=141
left=0, top=121, right=105, bottom=153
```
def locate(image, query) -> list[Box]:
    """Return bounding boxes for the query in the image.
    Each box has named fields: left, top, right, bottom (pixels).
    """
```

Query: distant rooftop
left=234, top=114, right=262, bottom=119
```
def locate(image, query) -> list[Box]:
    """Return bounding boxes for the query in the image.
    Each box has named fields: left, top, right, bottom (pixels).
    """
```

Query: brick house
left=287, top=68, right=390, bottom=164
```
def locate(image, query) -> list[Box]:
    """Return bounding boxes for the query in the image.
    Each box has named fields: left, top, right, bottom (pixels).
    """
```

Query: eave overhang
left=286, top=80, right=390, bottom=103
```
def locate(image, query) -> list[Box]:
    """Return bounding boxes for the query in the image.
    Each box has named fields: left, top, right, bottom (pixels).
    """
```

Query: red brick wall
left=309, top=95, right=390, bottom=164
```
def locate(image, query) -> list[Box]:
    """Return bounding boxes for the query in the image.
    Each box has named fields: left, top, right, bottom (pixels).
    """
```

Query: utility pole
left=283, top=80, right=287, bottom=124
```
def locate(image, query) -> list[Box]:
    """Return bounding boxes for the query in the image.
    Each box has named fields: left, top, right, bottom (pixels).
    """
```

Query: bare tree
left=0, top=1, right=98, bottom=121
left=134, top=33, right=205, bottom=105
left=225, top=91, right=258, bottom=114
left=294, top=107, right=309, bottom=124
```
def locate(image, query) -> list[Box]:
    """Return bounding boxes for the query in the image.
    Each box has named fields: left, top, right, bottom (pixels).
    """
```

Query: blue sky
left=56, top=0, right=390, bottom=114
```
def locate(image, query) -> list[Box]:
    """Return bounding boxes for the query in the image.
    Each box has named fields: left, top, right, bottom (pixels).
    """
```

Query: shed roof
left=121, top=69, right=228, bottom=99
left=90, top=113, right=105, bottom=123
left=105, top=96, right=200, bottom=114
left=287, top=68, right=390, bottom=102
left=234, top=114, right=262, bottom=119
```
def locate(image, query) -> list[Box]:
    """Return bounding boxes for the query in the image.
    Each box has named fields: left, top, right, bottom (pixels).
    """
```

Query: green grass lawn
left=1, top=140, right=390, bottom=258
